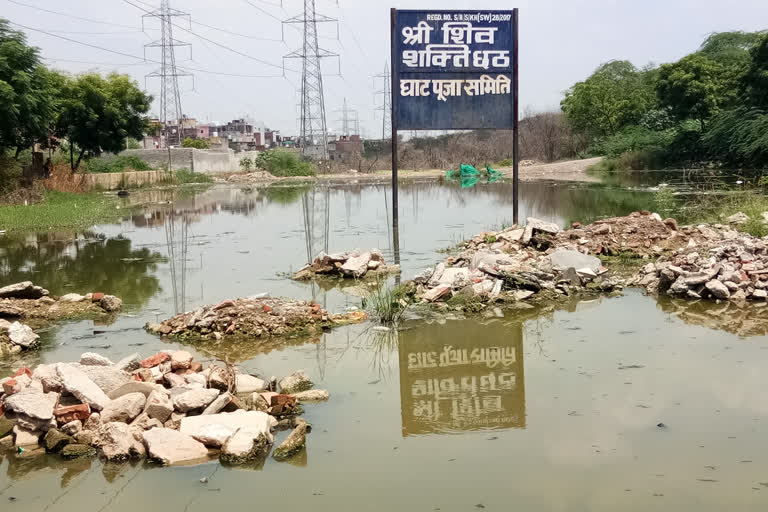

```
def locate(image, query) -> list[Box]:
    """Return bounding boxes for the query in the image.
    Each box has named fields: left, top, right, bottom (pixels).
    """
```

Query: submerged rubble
left=0, top=281, right=122, bottom=356
left=408, top=211, right=768, bottom=309
left=293, top=248, right=400, bottom=280
left=0, top=351, right=328, bottom=466
left=146, top=296, right=366, bottom=340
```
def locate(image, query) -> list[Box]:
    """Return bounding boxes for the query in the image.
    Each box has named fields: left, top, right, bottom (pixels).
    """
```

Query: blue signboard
left=393, top=10, right=517, bottom=130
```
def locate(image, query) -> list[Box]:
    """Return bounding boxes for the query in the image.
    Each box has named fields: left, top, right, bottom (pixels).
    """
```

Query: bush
left=84, top=155, right=151, bottom=173
left=239, top=157, right=253, bottom=171
left=182, top=138, right=210, bottom=149
left=254, top=150, right=314, bottom=177
left=589, top=125, right=675, bottom=159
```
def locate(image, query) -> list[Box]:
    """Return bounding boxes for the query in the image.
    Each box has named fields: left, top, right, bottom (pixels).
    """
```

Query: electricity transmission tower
left=283, top=0, right=339, bottom=159
left=143, top=0, right=193, bottom=148
left=374, top=61, right=392, bottom=140
left=335, top=98, right=359, bottom=136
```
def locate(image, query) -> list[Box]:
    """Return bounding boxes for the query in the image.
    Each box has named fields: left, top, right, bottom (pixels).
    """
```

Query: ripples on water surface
left=1, top=180, right=767, bottom=511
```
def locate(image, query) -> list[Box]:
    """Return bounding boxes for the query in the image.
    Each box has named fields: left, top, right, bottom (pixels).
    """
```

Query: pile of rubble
left=225, top=171, right=276, bottom=183
left=410, top=210, right=768, bottom=308
left=146, top=296, right=366, bottom=340
left=630, top=222, right=768, bottom=301
left=409, top=217, right=626, bottom=306
left=0, top=350, right=328, bottom=466
left=0, top=281, right=122, bottom=355
left=293, top=248, right=400, bottom=280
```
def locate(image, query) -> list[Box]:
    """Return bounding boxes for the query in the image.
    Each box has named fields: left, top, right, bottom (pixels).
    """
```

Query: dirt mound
left=557, top=211, right=685, bottom=257
left=146, top=296, right=366, bottom=340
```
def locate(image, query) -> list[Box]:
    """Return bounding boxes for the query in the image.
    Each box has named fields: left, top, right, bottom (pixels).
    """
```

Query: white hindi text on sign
left=400, top=74, right=511, bottom=101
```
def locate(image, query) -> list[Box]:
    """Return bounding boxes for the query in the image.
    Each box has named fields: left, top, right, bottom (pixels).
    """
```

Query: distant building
left=329, top=134, right=363, bottom=162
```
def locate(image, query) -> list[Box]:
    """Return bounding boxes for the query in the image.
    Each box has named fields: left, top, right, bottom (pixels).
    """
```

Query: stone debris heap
left=409, top=216, right=633, bottom=305
left=0, top=351, right=328, bottom=466
left=293, top=248, right=400, bottom=280
left=410, top=210, right=768, bottom=307
left=0, top=281, right=122, bottom=356
left=146, top=296, right=366, bottom=340
left=630, top=222, right=768, bottom=302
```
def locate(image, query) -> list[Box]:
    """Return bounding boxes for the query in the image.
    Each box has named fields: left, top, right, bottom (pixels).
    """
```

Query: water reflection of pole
left=301, top=187, right=330, bottom=263
left=164, top=209, right=189, bottom=314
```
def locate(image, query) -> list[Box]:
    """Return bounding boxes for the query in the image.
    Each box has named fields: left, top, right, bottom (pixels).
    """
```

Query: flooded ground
left=1, top=179, right=767, bottom=510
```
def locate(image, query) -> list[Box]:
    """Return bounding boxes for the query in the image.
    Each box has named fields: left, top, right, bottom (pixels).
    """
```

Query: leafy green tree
left=561, top=60, right=655, bottom=137
left=182, top=137, right=210, bottom=149
left=656, top=54, right=731, bottom=130
left=698, top=31, right=766, bottom=66
left=742, top=33, right=768, bottom=109
left=56, top=72, right=152, bottom=171
left=0, top=19, right=59, bottom=157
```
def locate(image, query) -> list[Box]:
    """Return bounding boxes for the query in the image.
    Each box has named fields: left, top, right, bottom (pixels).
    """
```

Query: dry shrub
left=45, top=164, right=91, bottom=193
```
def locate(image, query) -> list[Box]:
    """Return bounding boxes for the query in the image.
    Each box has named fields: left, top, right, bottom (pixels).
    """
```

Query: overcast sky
left=5, top=0, right=768, bottom=136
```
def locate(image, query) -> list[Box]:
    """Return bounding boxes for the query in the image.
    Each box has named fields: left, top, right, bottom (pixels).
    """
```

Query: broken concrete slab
left=143, top=428, right=209, bottom=465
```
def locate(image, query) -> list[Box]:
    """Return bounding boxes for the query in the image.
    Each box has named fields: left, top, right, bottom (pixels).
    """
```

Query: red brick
left=12, top=367, right=32, bottom=378
left=190, top=361, right=203, bottom=372
left=55, top=404, right=91, bottom=424
left=140, top=352, right=170, bottom=368
left=262, top=304, right=272, bottom=313
left=2, top=379, right=19, bottom=395
left=91, top=292, right=105, bottom=301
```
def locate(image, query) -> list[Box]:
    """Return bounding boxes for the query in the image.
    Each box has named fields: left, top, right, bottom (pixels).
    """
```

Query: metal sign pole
left=390, top=7, right=400, bottom=265
left=512, top=8, right=519, bottom=226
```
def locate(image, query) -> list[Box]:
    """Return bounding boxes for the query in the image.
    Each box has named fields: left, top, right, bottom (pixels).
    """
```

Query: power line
left=7, top=0, right=142, bottom=29
left=374, top=61, right=392, bottom=140
left=122, top=0, right=294, bottom=71
left=14, top=21, right=287, bottom=79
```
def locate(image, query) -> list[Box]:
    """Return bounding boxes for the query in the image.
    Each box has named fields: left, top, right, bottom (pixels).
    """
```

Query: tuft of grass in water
left=679, top=189, right=768, bottom=238
left=0, top=190, right=129, bottom=231
left=363, top=281, right=412, bottom=325
left=172, top=169, right=214, bottom=184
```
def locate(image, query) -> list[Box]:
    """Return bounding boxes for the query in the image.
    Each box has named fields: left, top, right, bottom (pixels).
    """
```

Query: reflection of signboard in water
left=398, top=321, right=525, bottom=435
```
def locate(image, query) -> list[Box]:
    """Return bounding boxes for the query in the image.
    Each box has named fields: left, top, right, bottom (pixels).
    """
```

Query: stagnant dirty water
left=2, top=180, right=768, bottom=511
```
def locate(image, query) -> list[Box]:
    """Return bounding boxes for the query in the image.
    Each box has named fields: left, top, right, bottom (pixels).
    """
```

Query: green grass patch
left=255, top=149, right=314, bottom=177
left=679, top=190, right=768, bottom=237
left=84, top=156, right=152, bottom=174
left=0, top=190, right=130, bottom=231
left=494, top=158, right=515, bottom=167
left=172, top=169, right=214, bottom=184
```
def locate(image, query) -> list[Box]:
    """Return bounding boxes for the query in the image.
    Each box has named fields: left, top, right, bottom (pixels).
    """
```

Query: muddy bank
left=146, top=296, right=366, bottom=341
left=0, top=350, right=326, bottom=466
left=0, top=282, right=122, bottom=356
left=405, top=211, right=767, bottom=310
left=293, top=248, right=400, bottom=281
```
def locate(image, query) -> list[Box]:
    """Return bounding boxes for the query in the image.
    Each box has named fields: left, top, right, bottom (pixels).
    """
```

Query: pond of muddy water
left=1, top=180, right=767, bottom=511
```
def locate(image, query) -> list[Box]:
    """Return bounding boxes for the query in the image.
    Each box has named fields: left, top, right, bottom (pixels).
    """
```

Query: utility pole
left=335, top=98, right=359, bottom=136
left=143, top=0, right=192, bottom=155
left=374, top=61, right=392, bottom=140
left=283, top=0, right=338, bottom=160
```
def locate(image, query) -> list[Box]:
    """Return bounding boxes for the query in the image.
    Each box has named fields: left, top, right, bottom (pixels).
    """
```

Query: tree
left=743, top=33, right=768, bottom=110
left=561, top=60, right=655, bottom=137
left=55, top=72, right=152, bottom=171
left=0, top=19, right=59, bottom=156
left=656, top=54, right=730, bottom=130
left=182, top=137, right=210, bottom=149
left=698, top=31, right=766, bottom=66
left=239, top=157, right=253, bottom=171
